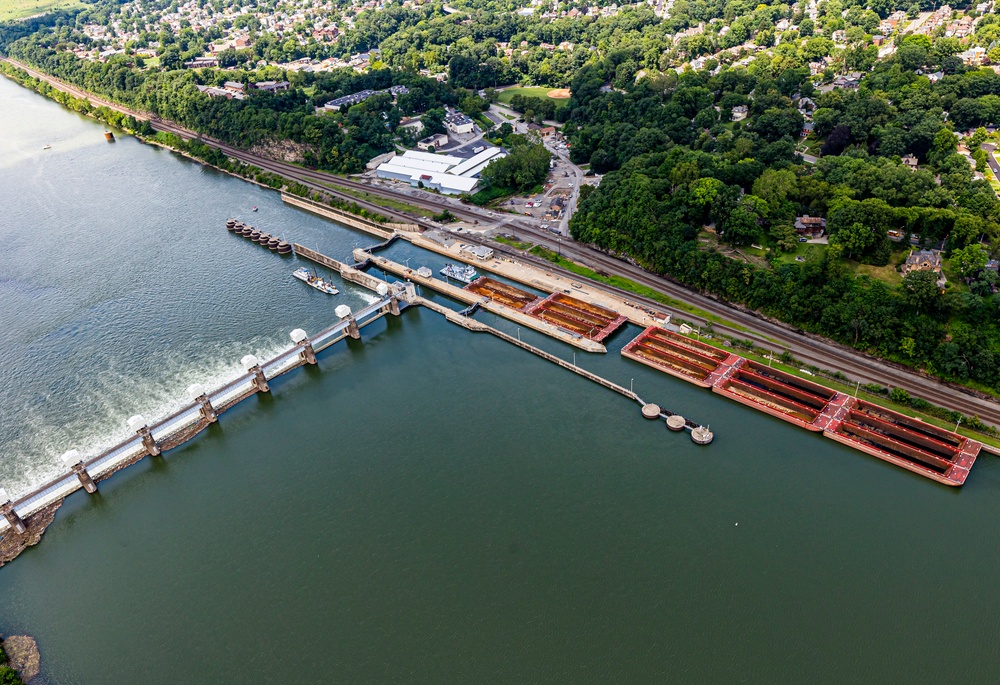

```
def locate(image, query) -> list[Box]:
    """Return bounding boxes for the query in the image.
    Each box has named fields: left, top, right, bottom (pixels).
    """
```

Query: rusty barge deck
left=621, top=326, right=982, bottom=485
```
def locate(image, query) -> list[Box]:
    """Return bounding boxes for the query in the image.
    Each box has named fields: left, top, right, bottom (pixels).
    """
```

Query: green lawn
left=847, top=252, right=903, bottom=285
left=0, top=0, right=83, bottom=21
left=320, top=182, right=432, bottom=218
left=497, top=86, right=569, bottom=105
left=772, top=242, right=827, bottom=266
left=493, top=235, right=534, bottom=250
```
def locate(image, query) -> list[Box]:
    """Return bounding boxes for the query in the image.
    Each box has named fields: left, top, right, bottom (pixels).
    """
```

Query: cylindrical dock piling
left=61, top=449, right=98, bottom=493
left=641, top=403, right=661, bottom=419
left=666, top=415, right=686, bottom=432
left=241, top=355, right=270, bottom=393
left=691, top=426, right=714, bottom=445
left=0, top=488, right=27, bottom=534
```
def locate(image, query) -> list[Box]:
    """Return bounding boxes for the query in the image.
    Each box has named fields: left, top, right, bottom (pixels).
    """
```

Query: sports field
left=0, top=0, right=83, bottom=21
left=498, top=86, right=571, bottom=104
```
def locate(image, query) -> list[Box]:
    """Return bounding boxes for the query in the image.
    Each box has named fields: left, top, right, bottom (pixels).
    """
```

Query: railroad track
left=7, top=58, right=999, bottom=428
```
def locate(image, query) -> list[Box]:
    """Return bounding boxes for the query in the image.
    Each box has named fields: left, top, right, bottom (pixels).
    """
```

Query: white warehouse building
left=375, top=147, right=507, bottom=195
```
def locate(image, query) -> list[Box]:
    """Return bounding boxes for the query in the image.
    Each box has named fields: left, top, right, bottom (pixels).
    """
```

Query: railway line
left=6, top=58, right=999, bottom=429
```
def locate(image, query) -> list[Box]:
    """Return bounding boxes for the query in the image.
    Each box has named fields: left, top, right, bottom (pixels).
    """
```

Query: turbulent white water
left=0, top=77, right=397, bottom=497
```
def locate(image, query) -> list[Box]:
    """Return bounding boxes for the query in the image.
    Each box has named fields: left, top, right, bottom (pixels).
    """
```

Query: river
left=1, top=76, right=999, bottom=684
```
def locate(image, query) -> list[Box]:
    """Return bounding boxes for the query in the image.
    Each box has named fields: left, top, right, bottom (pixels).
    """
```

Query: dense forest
left=3, top=0, right=1000, bottom=396
left=566, top=51, right=1000, bottom=391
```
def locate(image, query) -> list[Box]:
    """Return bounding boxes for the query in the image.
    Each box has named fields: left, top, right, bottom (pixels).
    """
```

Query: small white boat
left=252, top=206, right=258, bottom=212
left=293, top=267, right=339, bottom=295
left=42, top=145, right=52, bottom=150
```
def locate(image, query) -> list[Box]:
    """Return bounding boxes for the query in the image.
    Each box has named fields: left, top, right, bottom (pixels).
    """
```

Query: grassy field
left=320, top=182, right=433, bottom=218
left=498, top=86, right=569, bottom=104
left=0, top=0, right=83, bottom=21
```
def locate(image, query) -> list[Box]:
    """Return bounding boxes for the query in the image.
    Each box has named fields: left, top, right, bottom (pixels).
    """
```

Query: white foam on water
left=0, top=335, right=295, bottom=498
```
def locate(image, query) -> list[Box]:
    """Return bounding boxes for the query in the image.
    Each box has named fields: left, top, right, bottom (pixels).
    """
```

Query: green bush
left=0, top=665, right=24, bottom=685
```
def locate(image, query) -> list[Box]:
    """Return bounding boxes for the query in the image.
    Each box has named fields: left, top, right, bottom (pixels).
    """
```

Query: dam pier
left=0, top=234, right=712, bottom=567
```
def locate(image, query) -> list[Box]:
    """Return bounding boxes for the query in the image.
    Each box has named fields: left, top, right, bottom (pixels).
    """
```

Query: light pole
left=956, top=416, right=962, bottom=433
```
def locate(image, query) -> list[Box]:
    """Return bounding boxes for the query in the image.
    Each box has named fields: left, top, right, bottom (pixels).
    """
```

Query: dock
left=1, top=243, right=716, bottom=569
left=414, top=295, right=709, bottom=433
left=396, top=232, right=670, bottom=328
left=622, top=326, right=982, bottom=486
left=356, top=250, right=608, bottom=353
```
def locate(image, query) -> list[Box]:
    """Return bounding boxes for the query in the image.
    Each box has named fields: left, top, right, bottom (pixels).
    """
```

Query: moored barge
left=621, top=325, right=983, bottom=485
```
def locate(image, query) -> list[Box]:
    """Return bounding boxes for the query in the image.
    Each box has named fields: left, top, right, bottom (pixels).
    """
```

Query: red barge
left=465, top=277, right=628, bottom=342
left=623, top=326, right=982, bottom=486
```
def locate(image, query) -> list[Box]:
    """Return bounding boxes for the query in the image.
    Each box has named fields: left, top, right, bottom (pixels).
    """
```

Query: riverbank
left=0, top=634, right=37, bottom=684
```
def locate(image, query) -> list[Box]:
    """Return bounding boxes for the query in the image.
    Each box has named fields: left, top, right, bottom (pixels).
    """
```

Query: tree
left=832, top=222, right=878, bottom=260
left=720, top=207, right=761, bottom=246
left=421, top=107, right=445, bottom=135
left=480, top=144, right=551, bottom=192
left=159, top=45, right=181, bottom=70
left=902, top=270, right=941, bottom=316
left=821, top=124, right=852, bottom=156
left=952, top=243, right=989, bottom=279
left=770, top=222, right=799, bottom=251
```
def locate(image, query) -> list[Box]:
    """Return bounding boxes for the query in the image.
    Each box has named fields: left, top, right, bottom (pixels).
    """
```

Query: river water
left=1, top=77, right=999, bottom=684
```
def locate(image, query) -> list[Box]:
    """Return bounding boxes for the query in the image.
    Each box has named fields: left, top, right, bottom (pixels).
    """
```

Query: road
left=6, top=58, right=1000, bottom=428
left=981, top=143, right=1000, bottom=177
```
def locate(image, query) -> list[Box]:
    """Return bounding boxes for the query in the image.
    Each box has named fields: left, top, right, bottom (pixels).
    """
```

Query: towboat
left=293, top=267, right=339, bottom=295
left=440, top=263, right=479, bottom=284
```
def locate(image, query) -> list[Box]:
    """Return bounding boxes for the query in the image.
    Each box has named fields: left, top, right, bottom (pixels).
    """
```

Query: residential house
left=794, top=215, right=826, bottom=238
left=901, top=154, right=919, bottom=168
left=903, top=249, right=946, bottom=286
left=731, top=105, right=748, bottom=121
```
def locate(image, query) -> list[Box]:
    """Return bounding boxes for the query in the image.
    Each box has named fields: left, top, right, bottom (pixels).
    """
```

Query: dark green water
left=2, top=77, right=1000, bottom=684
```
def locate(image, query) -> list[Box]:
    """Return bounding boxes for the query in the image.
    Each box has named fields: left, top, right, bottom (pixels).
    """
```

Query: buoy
left=277, top=242, right=292, bottom=254
left=249, top=230, right=261, bottom=240
left=691, top=426, right=714, bottom=445
left=666, top=415, right=686, bottom=431
left=241, top=226, right=254, bottom=237
left=268, top=237, right=280, bottom=250
left=641, top=403, right=660, bottom=419
left=257, top=233, right=271, bottom=244
left=226, top=219, right=236, bottom=231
